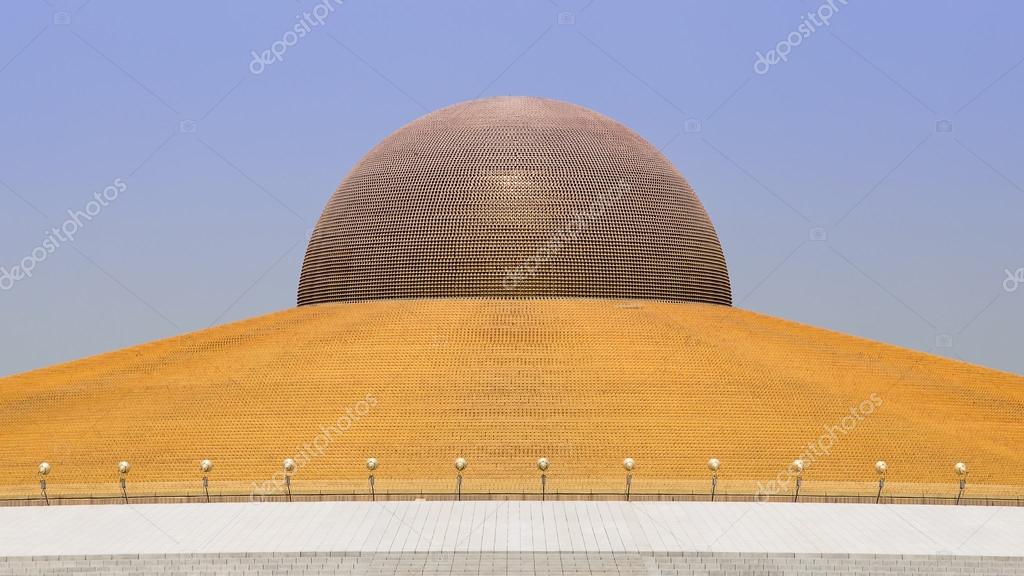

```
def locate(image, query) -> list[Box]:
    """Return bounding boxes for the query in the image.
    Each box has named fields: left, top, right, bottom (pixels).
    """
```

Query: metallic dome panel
left=299, top=96, right=731, bottom=306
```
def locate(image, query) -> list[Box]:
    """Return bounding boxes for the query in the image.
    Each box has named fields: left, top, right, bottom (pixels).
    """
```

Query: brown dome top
left=299, top=96, right=731, bottom=305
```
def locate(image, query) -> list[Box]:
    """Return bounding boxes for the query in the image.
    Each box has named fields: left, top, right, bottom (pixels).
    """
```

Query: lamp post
left=454, top=457, right=467, bottom=501
left=118, top=461, right=131, bottom=504
left=367, top=458, right=378, bottom=501
left=955, top=462, right=967, bottom=504
left=874, top=461, right=887, bottom=504
left=537, top=458, right=549, bottom=500
left=282, top=458, right=296, bottom=502
left=200, top=460, right=213, bottom=503
left=38, top=462, right=51, bottom=505
left=707, top=458, right=720, bottom=502
left=623, top=458, right=635, bottom=501
left=790, top=460, right=804, bottom=502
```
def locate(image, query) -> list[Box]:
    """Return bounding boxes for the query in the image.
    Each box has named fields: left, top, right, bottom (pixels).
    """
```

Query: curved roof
left=299, top=96, right=731, bottom=306
left=2, top=299, right=1021, bottom=498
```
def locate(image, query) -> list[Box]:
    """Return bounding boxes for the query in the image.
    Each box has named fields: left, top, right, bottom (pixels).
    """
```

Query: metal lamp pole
left=118, top=461, right=131, bottom=504
left=708, top=459, right=720, bottom=502
left=874, top=461, right=887, bottom=504
left=537, top=458, right=549, bottom=501
left=200, top=460, right=213, bottom=503
left=283, top=459, right=296, bottom=502
left=454, top=458, right=467, bottom=501
left=38, top=462, right=51, bottom=505
left=367, top=458, right=378, bottom=501
left=623, top=458, right=635, bottom=501
left=790, top=460, right=804, bottom=503
left=955, top=462, right=967, bottom=505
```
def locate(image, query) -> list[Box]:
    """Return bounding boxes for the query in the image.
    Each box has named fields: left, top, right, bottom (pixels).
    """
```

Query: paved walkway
left=4, top=552, right=1024, bottom=575
left=0, top=501, right=1020, bottom=558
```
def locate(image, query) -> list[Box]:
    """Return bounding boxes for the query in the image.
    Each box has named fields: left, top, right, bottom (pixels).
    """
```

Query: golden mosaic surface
left=1, top=299, right=1022, bottom=499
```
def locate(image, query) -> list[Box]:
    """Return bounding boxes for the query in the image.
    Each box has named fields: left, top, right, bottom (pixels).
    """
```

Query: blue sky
left=1, top=0, right=1022, bottom=376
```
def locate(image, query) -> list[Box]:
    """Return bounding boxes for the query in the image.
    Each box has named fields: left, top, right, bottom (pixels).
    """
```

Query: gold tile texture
left=1, top=299, right=1021, bottom=498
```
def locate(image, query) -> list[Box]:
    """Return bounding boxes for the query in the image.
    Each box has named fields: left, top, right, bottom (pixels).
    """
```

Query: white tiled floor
left=0, top=501, right=1020, bottom=558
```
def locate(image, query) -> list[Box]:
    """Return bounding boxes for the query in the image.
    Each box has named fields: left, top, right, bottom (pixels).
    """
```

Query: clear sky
left=1, top=1, right=1022, bottom=376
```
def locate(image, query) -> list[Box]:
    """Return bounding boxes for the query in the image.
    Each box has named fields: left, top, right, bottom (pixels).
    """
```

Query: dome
left=299, top=96, right=731, bottom=306
left=4, top=99, right=1024, bottom=501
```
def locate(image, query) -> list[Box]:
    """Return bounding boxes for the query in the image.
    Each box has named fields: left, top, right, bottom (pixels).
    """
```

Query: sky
left=0, top=0, right=1022, bottom=376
